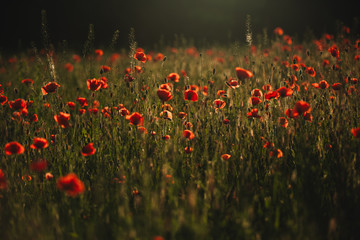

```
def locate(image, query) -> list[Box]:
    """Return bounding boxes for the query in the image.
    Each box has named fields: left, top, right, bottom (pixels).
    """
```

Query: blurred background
left=1, top=0, right=359, bottom=52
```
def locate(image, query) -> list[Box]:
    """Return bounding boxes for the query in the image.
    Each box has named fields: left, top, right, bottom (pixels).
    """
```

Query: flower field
left=1, top=26, right=360, bottom=239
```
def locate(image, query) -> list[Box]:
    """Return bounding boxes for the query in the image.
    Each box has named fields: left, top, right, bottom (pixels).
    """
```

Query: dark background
left=1, top=0, right=359, bottom=52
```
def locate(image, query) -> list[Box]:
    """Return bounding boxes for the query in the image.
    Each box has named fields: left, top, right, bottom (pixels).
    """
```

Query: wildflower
left=312, top=80, right=329, bottom=89
left=221, top=154, right=231, bottom=160
left=134, top=51, right=147, bottom=63
left=285, top=109, right=299, bottom=119
left=213, top=99, right=226, bottom=109
left=249, top=97, right=262, bottom=106
left=183, top=130, right=195, bottom=140
left=265, top=91, right=280, bottom=100
left=76, top=97, right=88, bottom=107
left=0, top=95, right=7, bottom=105
left=126, top=112, right=144, bottom=126
left=294, top=101, right=311, bottom=115
left=274, top=27, right=284, bottom=36
left=8, top=98, right=27, bottom=111
left=64, top=63, right=74, bottom=72
left=247, top=109, right=261, bottom=118
left=57, top=173, right=85, bottom=197
left=279, top=117, right=288, bottom=128
left=41, top=82, right=61, bottom=95
left=54, top=112, right=71, bottom=128
left=81, top=143, right=96, bottom=156
left=184, top=90, right=198, bottom=102
left=184, top=146, right=193, bottom=153
left=45, top=172, right=54, bottom=181
left=306, top=67, right=316, bottom=77
left=178, top=112, right=187, bottom=119
left=351, top=127, right=360, bottom=138
left=162, top=135, right=171, bottom=140
left=160, top=110, right=173, bottom=120
left=100, top=65, right=111, bottom=73
left=30, top=114, right=38, bottom=122
left=217, top=90, right=226, bottom=97
left=22, top=79, right=34, bottom=85
left=235, top=67, right=253, bottom=80
left=328, top=45, right=339, bottom=58
left=157, top=89, right=173, bottom=102
left=165, top=72, right=180, bottom=82
left=276, top=87, right=293, bottom=97
left=87, top=78, right=102, bottom=91
left=30, top=137, right=49, bottom=149
left=67, top=101, right=76, bottom=110
left=95, top=49, right=103, bottom=56
left=5, top=141, right=25, bottom=155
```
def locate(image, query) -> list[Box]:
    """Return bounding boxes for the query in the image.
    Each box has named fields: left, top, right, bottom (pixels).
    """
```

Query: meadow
left=1, top=25, right=360, bottom=240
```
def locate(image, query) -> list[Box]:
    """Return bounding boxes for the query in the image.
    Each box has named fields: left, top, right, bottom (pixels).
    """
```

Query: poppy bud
left=14, top=88, right=18, bottom=94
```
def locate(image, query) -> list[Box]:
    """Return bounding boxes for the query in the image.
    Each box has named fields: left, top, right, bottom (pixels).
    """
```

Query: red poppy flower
left=67, top=101, right=76, bottom=110
left=348, top=86, right=357, bottom=95
left=247, top=109, right=261, bottom=118
left=76, top=97, right=88, bottom=107
left=45, top=172, right=54, bottom=181
left=235, top=67, right=253, bottom=80
left=30, top=114, right=38, bottom=122
left=160, top=110, right=173, bottom=120
left=157, top=89, right=173, bottom=102
left=306, top=67, right=316, bottom=77
left=134, top=51, right=147, bottom=63
left=178, top=112, right=187, bottom=119
left=30, top=160, right=48, bottom=172
left=126, top=112, right=144, bottom=126
left=9, top=98, right=27, bottom=111
left=265, top=91, right=280, bottom=100
left=100, top=65, right=111, bottom=74
left=57, top=173, right=85, bottom=197
left=30, top=137, right=49, bottom=149
left=22, top=79, right=34, bottom=85
left=81, top=143, right=96, bottom=156
left=0, top=95, right=7, bottom=105
left=87, top=78, right=102, bottom=91
left=41, top=82, right=61, bottom=95
left=95, top=49, right=103, bottom=56
left=64, top=63, right=74, bottom=72
left=249, top=97, right=262, bottom=106
left=166, top=73, right=180, bottom=82
left=202, top=86, right=208, bottom=96
left=0, top=169, right=7, bottom=189
left=184, top=90, right=198, bottom=101
left=5, top=141, right=25, bottom=155
left=279, top=117, right=288, bottom=128
left=118, top=107, right=130, bottom=116
left=277, top=87, right=293, bottom=97
left=294, top=101, right=311, bottom=115
left=183, top=130, right=195, bottom=140
left=312, top=80, right=329, bottom=89
left=138, top=126, right=148, bottom=134
left=328, top=45, right=339, bottom=58
left=159, top=83, right=172, bottom=91
left=213, top=99, right=226, bottom=109
left=221, top=154, right=231, bottom=160
left=351, top=127, right=360, bottom=138
left=217, top=90, right=226, bottom=97
left=350, top=78, right=358, bottom=84
left=189, top=85, right=199, bottom=92
left=227, top=79, right=240, bottom=89
left=285, top=109, right=299, bottom=119
left=162, top=135, right=171, bottom=140
left=303, top=112, right=313, bottom=122
left=72, top=54, right=81, bottom=62
left=54, top=112, right=71, bottom=128
left=262, top=84, right=272, bottom=91
left=274, top=27, right=284, bottom=36
left=184, top=146, right=193, bottom=153
left=270, top=149, right=283, bottom=158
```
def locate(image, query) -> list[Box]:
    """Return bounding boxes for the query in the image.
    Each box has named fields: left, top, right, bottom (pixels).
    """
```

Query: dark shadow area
left=1, top=0, right=359, bottom=52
